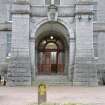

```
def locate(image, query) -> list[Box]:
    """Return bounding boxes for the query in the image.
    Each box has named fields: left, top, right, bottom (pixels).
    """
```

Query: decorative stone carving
left=48, top=5, right=58, bottom=21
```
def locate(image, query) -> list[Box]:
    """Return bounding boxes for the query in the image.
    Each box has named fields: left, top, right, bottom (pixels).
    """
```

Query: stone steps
left=34, top=75, right=72, bottom=86
left=7, top=57, right=31, bottom=86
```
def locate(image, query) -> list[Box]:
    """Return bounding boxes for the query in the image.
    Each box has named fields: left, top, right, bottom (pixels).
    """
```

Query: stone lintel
left=0, top=22, right=12, bottom=31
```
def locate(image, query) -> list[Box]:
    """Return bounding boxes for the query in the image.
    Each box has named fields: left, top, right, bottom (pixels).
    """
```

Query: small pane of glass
left=51, top=52, right=57, bottom=64
left=45, top=43, right=57, bottom=49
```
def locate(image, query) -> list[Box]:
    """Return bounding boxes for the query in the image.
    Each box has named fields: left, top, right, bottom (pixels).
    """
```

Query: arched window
left=38, top=36, right=64, bottom=51
left=45, top=43, right=57, bottom=49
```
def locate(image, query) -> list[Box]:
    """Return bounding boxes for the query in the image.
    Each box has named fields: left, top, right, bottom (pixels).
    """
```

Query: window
left=51, top=52, right=57, bottom=64
left=7, top=33, right=11, bottom=57
left=45, top=43, right=57, bottom=49
left=45, top=0, right=60, bottom=5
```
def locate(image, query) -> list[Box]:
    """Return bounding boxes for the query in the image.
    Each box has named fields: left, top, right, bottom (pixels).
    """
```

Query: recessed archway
left=35, top=21, right=70, bottom=75
left=37, top=35, right=65, bottom=75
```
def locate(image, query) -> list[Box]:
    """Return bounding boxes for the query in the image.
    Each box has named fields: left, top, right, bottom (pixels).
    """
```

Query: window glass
left=51, top=52, right=57, bottom=64
left=45, top=43, right=57, bottom=49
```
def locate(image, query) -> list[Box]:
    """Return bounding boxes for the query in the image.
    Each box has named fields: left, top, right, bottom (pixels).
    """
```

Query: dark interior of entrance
left=37, top=36, right=65, bottom=75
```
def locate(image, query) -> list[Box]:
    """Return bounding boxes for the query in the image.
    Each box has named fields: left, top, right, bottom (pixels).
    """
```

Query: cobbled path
left=0, top=86, right=105, bottom=105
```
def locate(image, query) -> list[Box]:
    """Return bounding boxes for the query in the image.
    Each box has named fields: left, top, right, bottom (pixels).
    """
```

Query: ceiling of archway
left=35, top=21, right=69, bottom=49
left=36, top=21, right=69, bottom=39
left=38, top=35, right=64, bottom=51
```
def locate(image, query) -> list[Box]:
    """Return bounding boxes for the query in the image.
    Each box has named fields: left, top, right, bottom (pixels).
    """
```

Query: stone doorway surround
left=30, top=19, right=75, bottom=85
left=6, top=0, right=98, bottom=86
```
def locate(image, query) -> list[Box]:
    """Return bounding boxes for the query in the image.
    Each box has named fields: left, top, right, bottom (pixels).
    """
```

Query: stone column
left=68, top=38, right=75, bottom=81
left=73, top=1, right=98, bottom=86
left=7, top=1, right=31, bottom=86
left=30, top=38, right=36, bottom=85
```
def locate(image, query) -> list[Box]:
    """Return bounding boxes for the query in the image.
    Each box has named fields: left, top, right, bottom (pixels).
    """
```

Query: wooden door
left=51, top=52, right=57, bottom=73
left=43, top=52, right=51, bottom=74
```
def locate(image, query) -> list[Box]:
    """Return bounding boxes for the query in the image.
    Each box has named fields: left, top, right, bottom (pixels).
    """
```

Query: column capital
left=48, top=5, right=58, bottom=21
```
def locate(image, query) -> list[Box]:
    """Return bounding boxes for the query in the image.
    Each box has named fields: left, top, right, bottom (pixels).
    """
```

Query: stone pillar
left=7, top=1, right=31, bottom=86
left=73, top=1, right=98, bottom=86
left=30, top=38, right=36, bottom=85
left=68, top=38, right=75, bottom=81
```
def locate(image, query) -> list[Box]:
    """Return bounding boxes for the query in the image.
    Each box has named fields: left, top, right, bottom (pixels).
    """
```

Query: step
left=34, top=81, right=72, bottom=86
left=34, top=75, right=72, bottom=86
left=37, top=75, right=68, bottom=80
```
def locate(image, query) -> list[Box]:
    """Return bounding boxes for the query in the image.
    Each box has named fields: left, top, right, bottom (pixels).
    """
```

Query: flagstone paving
left=0, top=86, right=105, bottom=105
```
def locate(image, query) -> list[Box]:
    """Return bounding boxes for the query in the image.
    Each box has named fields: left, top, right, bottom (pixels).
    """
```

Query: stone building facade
left=0, top=0, right=105, bottom=86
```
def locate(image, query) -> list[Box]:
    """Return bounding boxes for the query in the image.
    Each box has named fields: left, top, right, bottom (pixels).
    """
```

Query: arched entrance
left=35, top=21, right=70, bottom=76
left=38, top=36, right=65, bottom=75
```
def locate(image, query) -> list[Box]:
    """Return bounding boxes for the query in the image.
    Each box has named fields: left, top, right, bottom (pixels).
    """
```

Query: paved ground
left=0, top=86, right=105, bottom=105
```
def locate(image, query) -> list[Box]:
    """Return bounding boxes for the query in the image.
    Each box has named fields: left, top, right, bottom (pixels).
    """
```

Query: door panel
left=51, top=64, right=57, bottom=73
left=38, top=51, right=64, bottom=74
left=43, top=52, right=51, bottom=74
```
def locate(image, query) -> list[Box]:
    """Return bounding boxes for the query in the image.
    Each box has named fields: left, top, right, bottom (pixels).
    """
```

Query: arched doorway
left=38, top=36, right=65, bottom=75
left=34, top=21, right=72, bottom=77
